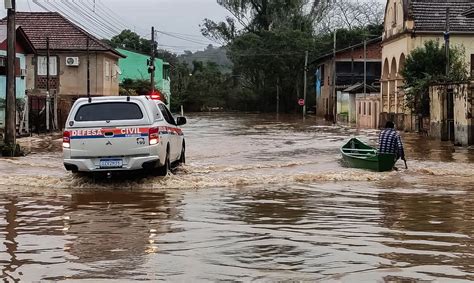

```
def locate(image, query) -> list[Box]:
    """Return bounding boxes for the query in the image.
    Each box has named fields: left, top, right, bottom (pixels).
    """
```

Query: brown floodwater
left=0, top=113, right=473, bottom=282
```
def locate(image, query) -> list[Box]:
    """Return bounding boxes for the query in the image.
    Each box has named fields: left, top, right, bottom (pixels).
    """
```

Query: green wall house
left=117, top=48, right=171, bottom=104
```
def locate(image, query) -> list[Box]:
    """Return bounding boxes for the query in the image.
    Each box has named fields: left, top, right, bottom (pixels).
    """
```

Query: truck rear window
left=74, top=102, right=144, bottom=121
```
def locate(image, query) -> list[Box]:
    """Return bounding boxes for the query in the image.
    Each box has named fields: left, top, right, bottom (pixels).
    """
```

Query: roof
left=0, top=25, right=36, bottom=54
left=461, top=6, right=474, bottom=18
left=311, top=36, right=382, bottom=65
left=0, top=12, right=124, bottom=57
left=343, top=82, right=379, bottom=93
left=410, top=0, right=474, bottom=32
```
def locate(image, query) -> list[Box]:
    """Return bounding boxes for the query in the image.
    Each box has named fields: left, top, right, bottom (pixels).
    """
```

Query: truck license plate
left=99, top=159, right=123, bottom=168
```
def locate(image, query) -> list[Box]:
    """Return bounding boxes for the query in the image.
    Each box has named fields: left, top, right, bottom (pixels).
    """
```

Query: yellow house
left=381, top=0, right=474, bottom=131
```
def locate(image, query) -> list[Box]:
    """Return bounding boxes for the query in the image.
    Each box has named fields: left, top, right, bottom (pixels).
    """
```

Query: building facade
left=380, top=0, right=474, bottom=131
left=117, top=48, right=171, bottom=103
left=0, top=26, right=36, bottom=133
left=313, top=38, right=382, bottom=124
left=0, top=12, right=126, bottom=130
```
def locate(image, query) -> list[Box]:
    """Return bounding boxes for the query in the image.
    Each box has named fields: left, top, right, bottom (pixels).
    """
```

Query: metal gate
left=447, top=89, right=455, bottom=142
left=28, top=96, right=52, bottom=134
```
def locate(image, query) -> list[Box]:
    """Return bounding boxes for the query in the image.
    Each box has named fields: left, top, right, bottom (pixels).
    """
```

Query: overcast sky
left=1, top=0, right=386, bottom=54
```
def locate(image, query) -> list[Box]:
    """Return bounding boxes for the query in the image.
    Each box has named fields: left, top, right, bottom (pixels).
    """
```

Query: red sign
left=298, top=99, right=305, bottom=106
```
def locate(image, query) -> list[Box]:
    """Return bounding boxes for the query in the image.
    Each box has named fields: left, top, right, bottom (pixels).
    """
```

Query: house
left=0, top=12, right=126, bottom=130
left=380, top=0, right=474, bottom=134
left=312, top=37, right=382, bottom=124
left=0, top=26, right=36, bottom=133
left=116, top=48, right=171, bottom=105
left=342, top=83, right=380, bottom=128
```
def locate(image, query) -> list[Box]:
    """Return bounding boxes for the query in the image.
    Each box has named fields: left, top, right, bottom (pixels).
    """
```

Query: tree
left=119, top=78, right=152, bottom=96
left=316, top=0, right=384, bottom=33
left=106, top=29, right=156, bottom=54
left=401, top=40, right=469, bottom=116
left=200, top=0, right=386, bottom=113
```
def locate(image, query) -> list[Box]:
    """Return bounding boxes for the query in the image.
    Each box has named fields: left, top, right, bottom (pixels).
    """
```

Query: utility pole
left=444, top=7, right=450, bottom=76
left=87, top=36, right=90, bottom=97
left=4, top=0, right=17, bottom=155
left=46, top=37, right=50, bottom=132
left=150, top=26, right=155, bottom=92
left=363, top=39, right=367, bottom=96
left=303, top=50, right=308, bottom=118
left=332, top=30, right=337, bottom=124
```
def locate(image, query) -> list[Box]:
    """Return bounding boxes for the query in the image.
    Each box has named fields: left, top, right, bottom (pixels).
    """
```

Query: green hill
left=179, top=45, right=232, bottom=73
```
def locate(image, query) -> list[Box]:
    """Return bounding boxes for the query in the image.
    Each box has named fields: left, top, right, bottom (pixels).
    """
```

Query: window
left=0, top=56, right=21, bottom=76
left=358, top=102, right=361, bottom=115
left=318, top=64, right=325, bottom=86
left=74, top=102, right=143, bottom=121
left=105, top=61, right=110, bottom=79
left=471, top=54, right=474, bottom=78
left=368, top=102, right=372, bottom=115
left=158, top=104, right=176, bottom=125
left=37, top=56, right=58, bottom=76
left=363, top=102, right=366, bottom=115
left=393, top=3, right=397, bottom=27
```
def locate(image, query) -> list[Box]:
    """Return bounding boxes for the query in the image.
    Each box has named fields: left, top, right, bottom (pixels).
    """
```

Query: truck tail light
left=63, top=131, right=71, bottom=148
left=149, top=127, right=159, bottom=145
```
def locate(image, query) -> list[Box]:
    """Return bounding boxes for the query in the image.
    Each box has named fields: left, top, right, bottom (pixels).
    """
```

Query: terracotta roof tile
left=411, top=0, right=474, bottom=32
left=0, top=12, right=124, bottom=57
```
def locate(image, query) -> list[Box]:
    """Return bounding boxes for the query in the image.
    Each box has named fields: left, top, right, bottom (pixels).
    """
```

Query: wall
left=26, top=51, right=120, bottom=97
left=0, top=52, right=27, bottom=129
left=117, top=48, right=171, bottom=98
left=315, top=41, right=382, bottom=119
left=356, top=94, right=381, bottom=129
left=316, top=61, right=334, bottom=119
left=454, top=84, right=473, bottom=146
left=430, top=83, right=473, bottom=146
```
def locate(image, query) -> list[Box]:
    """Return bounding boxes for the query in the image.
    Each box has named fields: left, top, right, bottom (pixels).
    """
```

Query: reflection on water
left=0, top=113, right=473, bottom=281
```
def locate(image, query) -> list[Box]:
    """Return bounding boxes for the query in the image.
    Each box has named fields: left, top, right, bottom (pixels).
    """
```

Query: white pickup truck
left=63, top=96, right=186, bottom=175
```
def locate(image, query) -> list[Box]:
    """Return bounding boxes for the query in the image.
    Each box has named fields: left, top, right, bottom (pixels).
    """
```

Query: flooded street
left=1, top=113, right=474, bottom=282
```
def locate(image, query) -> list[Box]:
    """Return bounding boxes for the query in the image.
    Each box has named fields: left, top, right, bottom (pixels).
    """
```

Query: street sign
left=298, top=99, right=305, bottom=106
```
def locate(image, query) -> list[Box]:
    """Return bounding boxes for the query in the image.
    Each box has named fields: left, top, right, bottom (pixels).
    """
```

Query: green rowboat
left=340, top=138, right=397, bottom=172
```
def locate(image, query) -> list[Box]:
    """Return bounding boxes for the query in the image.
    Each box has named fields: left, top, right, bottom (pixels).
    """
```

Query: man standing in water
left=379, top=121, right=406, bottom=163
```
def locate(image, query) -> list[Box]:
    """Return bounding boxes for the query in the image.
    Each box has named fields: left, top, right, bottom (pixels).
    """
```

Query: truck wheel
left=157, top=148, right=170, bottom=176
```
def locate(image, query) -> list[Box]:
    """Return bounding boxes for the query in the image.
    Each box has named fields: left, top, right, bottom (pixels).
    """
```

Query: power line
left=156, top=30, right=212, bottom=45
left=61, top=0, right=121, bottom=36
left=27, top=0, right=33, bottom=11
left=88, top=0, right=149, bottom=36
left=33, top=0, right=114, bottom=38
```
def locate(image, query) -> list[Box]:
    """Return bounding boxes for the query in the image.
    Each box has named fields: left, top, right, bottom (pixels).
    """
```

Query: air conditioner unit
left=66, top=57, right=80, bottom=66
left=20, top=69, right=27, bottom=77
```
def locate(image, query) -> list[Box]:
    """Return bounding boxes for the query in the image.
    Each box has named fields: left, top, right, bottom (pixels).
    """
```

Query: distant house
left=0, top=26, right=36, bottom=133
left=0, top=12, right=126, bottom=129
left=312, top=37, right=382, bottom=125
left=117, top=48, right=171, bottom=104
left=381, top=0, right=474, bottom=134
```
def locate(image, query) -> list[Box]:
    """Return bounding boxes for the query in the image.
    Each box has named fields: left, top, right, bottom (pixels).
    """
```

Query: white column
left=394, top=78, right=398, bottom=113
left=387, top=80, right=391, bottom=113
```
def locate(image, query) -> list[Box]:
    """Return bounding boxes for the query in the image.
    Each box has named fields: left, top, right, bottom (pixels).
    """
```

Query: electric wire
left=34, top=0, right=114, bottom=38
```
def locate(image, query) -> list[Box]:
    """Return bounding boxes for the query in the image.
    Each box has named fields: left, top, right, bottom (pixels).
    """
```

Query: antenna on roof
left=87, top=36, right=91, bottom=99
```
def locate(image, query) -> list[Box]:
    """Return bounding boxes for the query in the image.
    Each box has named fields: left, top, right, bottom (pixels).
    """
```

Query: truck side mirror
left=176, top=116, right=187, bottom=126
